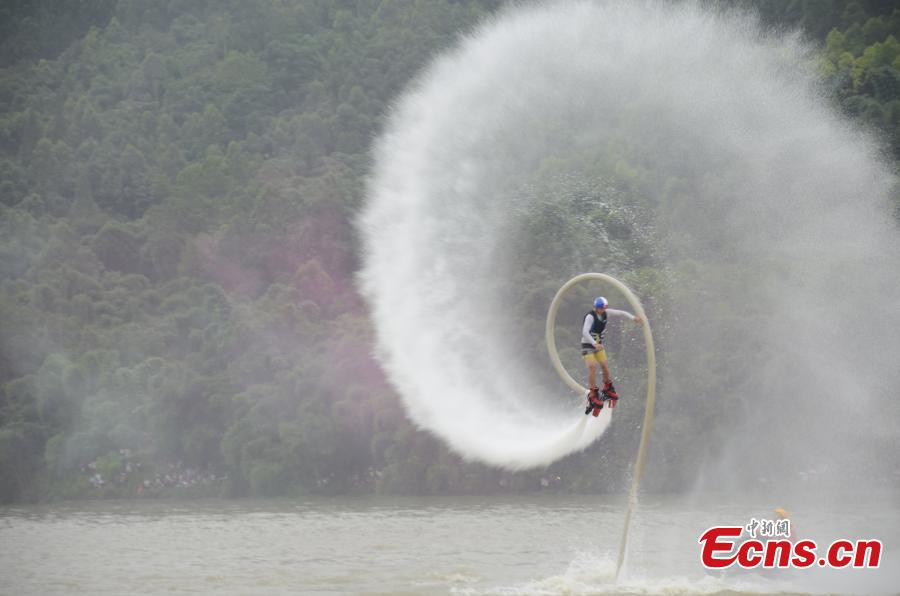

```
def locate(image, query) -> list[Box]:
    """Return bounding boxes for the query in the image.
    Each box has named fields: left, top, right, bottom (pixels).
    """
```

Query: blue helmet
left=593, top=296, right=608, bottom=309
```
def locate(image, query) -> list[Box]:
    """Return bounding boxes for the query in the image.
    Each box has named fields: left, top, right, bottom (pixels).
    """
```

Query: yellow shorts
left=582, top=346, right=607, bottom=364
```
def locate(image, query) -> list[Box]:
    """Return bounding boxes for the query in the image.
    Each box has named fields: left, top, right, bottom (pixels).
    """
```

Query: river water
left=1, top=495, right=897, bottom=595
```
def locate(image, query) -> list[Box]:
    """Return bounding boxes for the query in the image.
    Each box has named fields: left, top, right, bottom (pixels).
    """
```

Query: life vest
left=582, top=310, right=607, bottom=347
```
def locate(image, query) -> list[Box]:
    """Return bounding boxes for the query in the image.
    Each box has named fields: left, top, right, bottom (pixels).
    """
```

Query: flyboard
left=545, top=273, right=657, bottom=581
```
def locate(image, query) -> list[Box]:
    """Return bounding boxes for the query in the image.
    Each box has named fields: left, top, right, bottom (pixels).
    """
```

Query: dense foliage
left=754, top=1, right=900, bottom=181
left=0, top=1, right=897, bottom=503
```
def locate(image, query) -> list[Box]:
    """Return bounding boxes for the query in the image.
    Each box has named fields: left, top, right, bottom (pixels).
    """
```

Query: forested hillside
left=1, top=0, right=897, bottom=503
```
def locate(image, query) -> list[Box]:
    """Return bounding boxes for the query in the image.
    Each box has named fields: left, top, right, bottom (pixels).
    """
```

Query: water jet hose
left=545, top=273, right=657, bottom=581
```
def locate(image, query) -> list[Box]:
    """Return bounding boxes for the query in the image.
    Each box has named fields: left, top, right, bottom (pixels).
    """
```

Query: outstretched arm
left=606, top=308, right=643, bottom=325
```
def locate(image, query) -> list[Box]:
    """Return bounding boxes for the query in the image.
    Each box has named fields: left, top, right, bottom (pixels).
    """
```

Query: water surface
left=1, top=495, right=897, bottom=594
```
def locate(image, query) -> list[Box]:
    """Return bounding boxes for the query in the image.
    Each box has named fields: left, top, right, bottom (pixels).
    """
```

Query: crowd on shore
left=82, top=450, right=221, bottom=495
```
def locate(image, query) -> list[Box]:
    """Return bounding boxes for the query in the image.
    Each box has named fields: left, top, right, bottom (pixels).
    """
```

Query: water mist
left=358, top=0, right=900, bottom=498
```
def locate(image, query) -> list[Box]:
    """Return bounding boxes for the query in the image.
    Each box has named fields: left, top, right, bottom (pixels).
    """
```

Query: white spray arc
left=358, top=1, right=900, bottom=478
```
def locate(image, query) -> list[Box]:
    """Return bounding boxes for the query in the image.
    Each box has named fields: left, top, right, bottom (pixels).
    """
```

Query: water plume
left=359, top=0, right=900, bottom=483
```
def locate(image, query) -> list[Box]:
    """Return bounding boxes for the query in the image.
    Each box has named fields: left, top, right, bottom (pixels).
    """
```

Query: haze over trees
left=1, top=0, right=897, bottom=503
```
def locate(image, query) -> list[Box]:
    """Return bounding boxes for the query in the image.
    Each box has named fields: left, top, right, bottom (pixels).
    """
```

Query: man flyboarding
left=582, top=296, right=643, bottom=415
